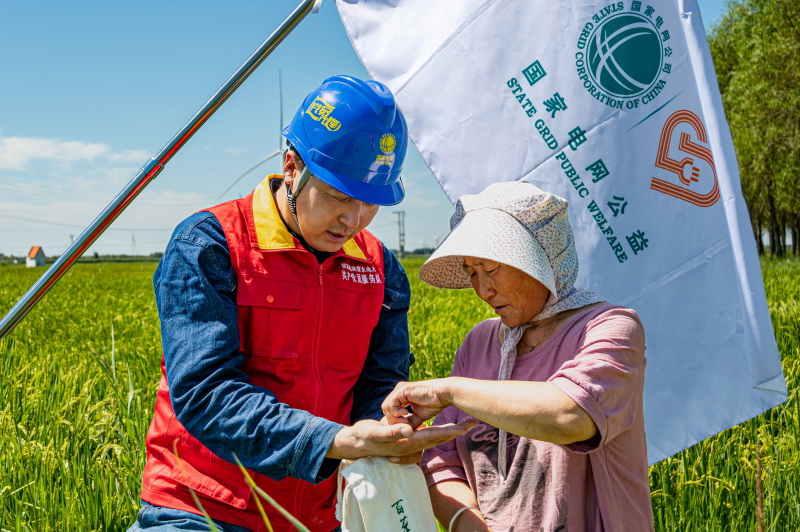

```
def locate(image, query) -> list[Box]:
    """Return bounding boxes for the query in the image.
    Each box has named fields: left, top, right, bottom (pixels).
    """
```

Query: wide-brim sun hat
left=419, top=180, right=566, bottom=301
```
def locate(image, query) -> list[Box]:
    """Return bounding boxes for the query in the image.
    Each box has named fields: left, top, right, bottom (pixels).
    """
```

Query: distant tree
left=708, top=0, right=800, bottom=256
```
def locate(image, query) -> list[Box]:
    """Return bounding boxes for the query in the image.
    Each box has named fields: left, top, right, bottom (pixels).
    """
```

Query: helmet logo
left=306, top=97, right=341, bottom=132
left=375, top=133, right=397, bottom=167
left=379, top=133, right=397, bottom=154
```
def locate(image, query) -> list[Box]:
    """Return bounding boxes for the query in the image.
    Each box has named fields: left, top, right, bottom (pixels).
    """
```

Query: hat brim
left=418, top=208, right=558, bottom=299
left=283, top=121, right=405, bottom=206
left=305, top=154, right=404, bottom=206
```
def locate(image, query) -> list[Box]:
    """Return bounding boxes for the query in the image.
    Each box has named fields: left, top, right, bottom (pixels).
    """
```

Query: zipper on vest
left=313, top=263, right=324, bottom=414
left=295, top=262, right=325, bottom=518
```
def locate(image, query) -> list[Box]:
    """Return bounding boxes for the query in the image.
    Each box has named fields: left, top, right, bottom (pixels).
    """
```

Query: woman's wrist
left=441, top=376, right=463, bottom=409
left=448, top=504, right=481, bottom=532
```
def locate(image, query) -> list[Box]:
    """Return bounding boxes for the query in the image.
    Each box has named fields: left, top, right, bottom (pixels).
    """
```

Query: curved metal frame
left=1, top=0, right=321, bottom=339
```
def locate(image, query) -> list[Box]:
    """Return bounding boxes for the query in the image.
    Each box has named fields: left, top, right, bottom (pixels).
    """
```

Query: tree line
left=708, top=0, right=800, bottom=256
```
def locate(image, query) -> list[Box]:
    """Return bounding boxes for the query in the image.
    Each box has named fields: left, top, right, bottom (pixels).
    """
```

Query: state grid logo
left=379, top=133, right=396, bottom=154
left=587, top=14, right=661, bottom=98
left=375, top=133, right=397, bottom=167
left=575, top=2, right=674, bottom=110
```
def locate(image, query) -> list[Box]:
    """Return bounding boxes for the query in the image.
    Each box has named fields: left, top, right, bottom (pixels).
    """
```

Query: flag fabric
left=336, top=0, right=787, bottom=463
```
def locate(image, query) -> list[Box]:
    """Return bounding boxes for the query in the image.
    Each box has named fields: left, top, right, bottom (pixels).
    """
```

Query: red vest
left=140, top=176, right=386, bottom=531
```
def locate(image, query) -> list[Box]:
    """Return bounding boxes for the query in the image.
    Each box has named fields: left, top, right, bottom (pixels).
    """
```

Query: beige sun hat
left=419, top=180, right=566, bottom=295
left=420, top=180, right=602, bottom=320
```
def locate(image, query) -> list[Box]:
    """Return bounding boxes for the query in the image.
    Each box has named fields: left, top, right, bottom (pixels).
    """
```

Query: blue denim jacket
left=153, top=212, right=412, bottom=483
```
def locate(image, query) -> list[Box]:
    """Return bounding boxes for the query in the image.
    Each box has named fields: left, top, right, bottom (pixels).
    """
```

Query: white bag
left=336, top=457, right=438, bottom=532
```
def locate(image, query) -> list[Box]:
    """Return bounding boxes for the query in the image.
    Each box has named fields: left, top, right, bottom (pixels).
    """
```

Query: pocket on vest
left=237, top=276, right=303, bottom=358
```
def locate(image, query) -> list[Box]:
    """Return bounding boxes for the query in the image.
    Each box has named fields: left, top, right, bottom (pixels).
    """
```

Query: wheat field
left=0, top=257, right=797, bottom=530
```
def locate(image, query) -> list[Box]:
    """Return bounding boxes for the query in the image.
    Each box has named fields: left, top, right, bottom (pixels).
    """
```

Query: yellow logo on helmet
left=306, top=97, right=341, bottom=132
left=379, top=133, right=397, bottom=154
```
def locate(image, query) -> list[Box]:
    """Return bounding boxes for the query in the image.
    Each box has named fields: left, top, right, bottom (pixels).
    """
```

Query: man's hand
left=326, top=416, right=474, bottom=462
left=381, top=379, right=453, bottom=429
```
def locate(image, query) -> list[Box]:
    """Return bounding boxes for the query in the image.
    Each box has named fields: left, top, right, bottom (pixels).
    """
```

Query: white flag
left=337, top=0, right=787, bottom=463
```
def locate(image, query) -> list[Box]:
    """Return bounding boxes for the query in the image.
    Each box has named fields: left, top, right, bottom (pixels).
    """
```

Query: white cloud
left=106, top=149, right=151, bottom=164
left=0, top=136, right=158, bottom=171
left=0, top=136, right=109, bottom=170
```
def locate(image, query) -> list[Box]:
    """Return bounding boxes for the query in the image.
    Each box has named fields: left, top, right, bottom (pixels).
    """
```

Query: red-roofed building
left=26, top=246, right=45, bottom=267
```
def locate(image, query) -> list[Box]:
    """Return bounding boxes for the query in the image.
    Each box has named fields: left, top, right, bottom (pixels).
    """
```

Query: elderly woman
left=382, top=181, right=653, bottom=532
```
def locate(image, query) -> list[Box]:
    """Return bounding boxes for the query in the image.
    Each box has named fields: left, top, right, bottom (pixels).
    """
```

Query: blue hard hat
left=282, top=75, right=408, bottom=206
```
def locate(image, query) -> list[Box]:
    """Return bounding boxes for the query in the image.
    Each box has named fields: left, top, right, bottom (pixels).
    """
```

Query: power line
left=0, top=212, right=171, bottom=231
left=0, top=178, right=204, bottom=207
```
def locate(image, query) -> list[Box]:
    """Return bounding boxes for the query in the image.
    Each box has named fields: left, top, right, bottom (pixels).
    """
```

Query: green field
left=0, top=258, right=798, bottom=530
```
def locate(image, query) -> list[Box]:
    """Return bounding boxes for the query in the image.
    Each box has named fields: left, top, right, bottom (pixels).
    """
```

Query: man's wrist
left=295, top=417, right=346, bottom=482
left=326, top=425, right=354, bottom=460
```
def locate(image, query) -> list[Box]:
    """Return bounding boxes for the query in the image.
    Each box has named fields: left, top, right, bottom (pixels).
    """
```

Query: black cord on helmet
left=284, top=146, right=311, bottom=237
left=286, top=181, right=302, bottom=237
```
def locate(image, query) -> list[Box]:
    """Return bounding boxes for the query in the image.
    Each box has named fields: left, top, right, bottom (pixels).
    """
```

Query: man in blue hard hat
left=130, top=76, right=472, bottom=532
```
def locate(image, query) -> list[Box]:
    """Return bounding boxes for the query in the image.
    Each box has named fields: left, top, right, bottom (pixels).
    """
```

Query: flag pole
left=0, top=0, right=323, bottom=340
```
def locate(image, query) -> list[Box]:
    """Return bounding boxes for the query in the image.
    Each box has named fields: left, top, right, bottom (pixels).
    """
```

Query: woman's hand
left=382, top=379, right=454, bottom=428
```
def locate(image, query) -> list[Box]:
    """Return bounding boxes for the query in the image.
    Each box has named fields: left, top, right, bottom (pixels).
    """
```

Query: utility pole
left=393, top=210, right=406, bottom=259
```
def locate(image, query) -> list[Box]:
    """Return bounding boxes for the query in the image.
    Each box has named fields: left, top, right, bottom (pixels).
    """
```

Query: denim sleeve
left=154, top=212, right=343, bottom=484
left=349, top=244, right=413, bottom=423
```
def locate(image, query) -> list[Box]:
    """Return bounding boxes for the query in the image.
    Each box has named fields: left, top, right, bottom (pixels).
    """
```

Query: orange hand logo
left=651, top=109, right=720, bottom=207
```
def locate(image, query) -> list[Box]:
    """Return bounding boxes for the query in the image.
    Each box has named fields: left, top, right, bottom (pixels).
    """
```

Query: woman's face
left=462, top=256, right=550, bottom=327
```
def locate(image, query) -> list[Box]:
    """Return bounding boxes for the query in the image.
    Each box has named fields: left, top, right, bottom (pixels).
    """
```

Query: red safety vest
left=140, top=176, right=386, bottom=531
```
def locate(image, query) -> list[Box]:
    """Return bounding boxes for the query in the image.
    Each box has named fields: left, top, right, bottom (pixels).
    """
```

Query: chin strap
left=286, top=166, right=312, bottom=237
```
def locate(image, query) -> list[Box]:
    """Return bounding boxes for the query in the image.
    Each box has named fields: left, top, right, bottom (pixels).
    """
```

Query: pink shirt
left=422, top=303, right=653, bottom=531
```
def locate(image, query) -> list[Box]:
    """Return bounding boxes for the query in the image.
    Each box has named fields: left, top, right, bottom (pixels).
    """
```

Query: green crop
left=0, top=257, right=797, bottom=530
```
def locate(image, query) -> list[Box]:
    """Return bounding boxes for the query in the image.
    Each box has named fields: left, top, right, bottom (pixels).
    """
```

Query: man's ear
left=283, top=150, right=298, bottom=185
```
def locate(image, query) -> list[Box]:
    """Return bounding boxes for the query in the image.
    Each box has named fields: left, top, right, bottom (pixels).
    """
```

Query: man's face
left=291, top=172, right=380, bottom=253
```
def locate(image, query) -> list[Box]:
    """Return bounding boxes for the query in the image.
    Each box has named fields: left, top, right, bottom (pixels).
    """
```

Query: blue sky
left=0, top=0, right=727, bottom=257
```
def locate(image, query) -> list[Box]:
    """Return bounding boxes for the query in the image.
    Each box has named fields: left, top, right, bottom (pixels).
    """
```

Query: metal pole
left=0, top=0, right=321, bottom=339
